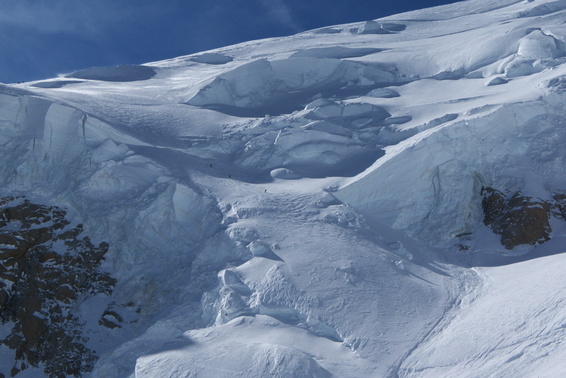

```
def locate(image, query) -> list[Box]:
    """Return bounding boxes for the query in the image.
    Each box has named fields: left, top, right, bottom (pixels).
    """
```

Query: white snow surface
left=399, top=252, right=566, bottom=377
left=1, top=0, right=566, bottom=376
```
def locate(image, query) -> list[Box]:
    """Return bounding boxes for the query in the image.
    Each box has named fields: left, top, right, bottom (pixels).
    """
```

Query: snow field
left=399, top=253, right=566, bottom=377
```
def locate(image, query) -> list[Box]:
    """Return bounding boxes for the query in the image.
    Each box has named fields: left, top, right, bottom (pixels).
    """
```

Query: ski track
left=390, top=267, right=484, bottom=377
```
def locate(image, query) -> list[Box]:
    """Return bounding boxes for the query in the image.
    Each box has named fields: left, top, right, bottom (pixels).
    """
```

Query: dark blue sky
left=0, top=0, right=461, bottom=83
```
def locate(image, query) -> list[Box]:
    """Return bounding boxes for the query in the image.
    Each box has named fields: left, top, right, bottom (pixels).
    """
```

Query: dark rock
left=99, top=308, right=124, bottom=329
left=552, top=193, right=566, bottom=220
left=0, top=290, right=8, bottom=308
left=481, top=187, right=552, bottom=249
left=0, top=197, right=116, bottom=376
left=55, top=285, right=76, bottom=303
left=481, top=187, right=506, bottom=225
left=21, top=315, right=47, bottom=345
left=455, top=232, right=472, bottom=251
left=99, top=317, right=121, bottom=329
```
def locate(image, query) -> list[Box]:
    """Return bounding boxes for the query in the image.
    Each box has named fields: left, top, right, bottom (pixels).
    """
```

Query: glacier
left=1, top=0, right=566, bottom=376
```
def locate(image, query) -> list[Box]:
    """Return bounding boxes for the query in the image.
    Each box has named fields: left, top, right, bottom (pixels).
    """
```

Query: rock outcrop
left=481, top=187, right=559, bottom=250
left=552, top=193, right=566, bottom=221
left=0, top=197, right=115, bottom=377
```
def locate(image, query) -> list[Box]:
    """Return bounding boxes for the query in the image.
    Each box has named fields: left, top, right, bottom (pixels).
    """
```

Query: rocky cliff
left=0, top=197, right=115, bottom=377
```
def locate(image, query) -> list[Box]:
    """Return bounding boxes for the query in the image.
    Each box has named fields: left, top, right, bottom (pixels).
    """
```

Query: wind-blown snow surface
left=1, top=0, right=566, bottom=376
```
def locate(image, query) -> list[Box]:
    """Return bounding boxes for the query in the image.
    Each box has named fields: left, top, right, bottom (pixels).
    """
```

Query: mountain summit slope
left=1, top=0, right=566, bottom=376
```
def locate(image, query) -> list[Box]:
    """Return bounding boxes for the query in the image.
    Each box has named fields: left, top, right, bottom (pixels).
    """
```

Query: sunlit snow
left=1, top=0, right=565, bottom=376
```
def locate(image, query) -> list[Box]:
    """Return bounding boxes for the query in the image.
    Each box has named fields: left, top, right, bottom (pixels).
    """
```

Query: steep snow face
left=1, top=0, right=566, bottom=377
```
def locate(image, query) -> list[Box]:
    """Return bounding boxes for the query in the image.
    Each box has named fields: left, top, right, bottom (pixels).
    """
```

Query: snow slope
left=399, top=252, right=566, bottom=377
left=1, top=0, right=566, bottom=376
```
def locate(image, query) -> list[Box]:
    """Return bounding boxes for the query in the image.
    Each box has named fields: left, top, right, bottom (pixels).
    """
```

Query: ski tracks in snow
left=390, top=266, right=485, bottom=377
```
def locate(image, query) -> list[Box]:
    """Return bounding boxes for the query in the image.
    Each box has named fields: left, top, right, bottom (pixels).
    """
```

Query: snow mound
left=270, top=168, right=302, bottom=180
left=358, top=21, right=406, bottom=34
left=485, top=76, right=509, bottom=86
left=290, top=46, right=383, bottom=59
left=312, top=27, right=342, bottom=34
left=366, top=87, right=400, bottom=98
left=518, top=30, right=564, bottom=59
left=304, top=99, right=391, bottom=125
left=235, top=126, right=381, bottom=177
left=66, top=64, right=156, bottom=82
left=134, top=316, right=364, bottom=377
left=303, top=120, right=353, bottom=136
left=31, top=80, right=83, bottom=88
left=517, top=0, right=566, bottom=18
left=186, top=57, right=401, bottom=116
left=191, top=53, right=233, bottom=64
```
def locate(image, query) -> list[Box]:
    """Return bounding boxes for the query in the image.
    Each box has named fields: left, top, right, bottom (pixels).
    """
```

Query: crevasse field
left=1, top=0, right=566, bottom=376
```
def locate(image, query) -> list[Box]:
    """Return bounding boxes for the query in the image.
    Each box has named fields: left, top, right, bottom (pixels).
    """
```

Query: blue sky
left=0, top=0, right=460, bottom=83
